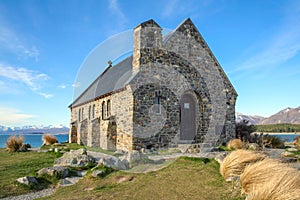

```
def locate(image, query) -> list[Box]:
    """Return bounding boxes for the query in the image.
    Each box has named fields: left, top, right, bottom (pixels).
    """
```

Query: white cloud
left=38, top=92, right=54, bottom=99
left=72, top=82, right=80, bottom=88
left=58, top=84, right=67, bottom=89
left=0, top=23, right=39, bottom=61
left=0, top=63, right=49, bottom=91
left=0, top=106, right=34, bottom=126
left=108, top=0, right=127, bottom=26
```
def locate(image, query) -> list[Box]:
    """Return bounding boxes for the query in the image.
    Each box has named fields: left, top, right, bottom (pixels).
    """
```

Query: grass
left=38, top=157, right=244, bottom=200
left=42, top=134, right=58, bottom=145
left=6, top=135, right=24, bottom=152
left=0, top=148, right=62, bottom=198
left=227, top=139, right=243, bottom=150
left=220, top=150, right=265, bottom=180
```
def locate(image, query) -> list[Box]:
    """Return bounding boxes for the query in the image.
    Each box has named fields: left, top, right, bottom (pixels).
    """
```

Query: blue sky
left=0, top=0, right=299, bottom=126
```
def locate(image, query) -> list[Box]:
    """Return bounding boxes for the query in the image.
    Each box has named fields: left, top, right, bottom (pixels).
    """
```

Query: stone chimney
left=132, top=19, right=162, bottom=74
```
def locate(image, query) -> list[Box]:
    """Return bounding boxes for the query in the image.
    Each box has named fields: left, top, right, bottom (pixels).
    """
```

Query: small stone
left=16, top=176, right=38, bottom=185
left=281, top=151, right=294, bottom=157
left=54, top=148, right=59, bottom=153
left=91, top=170, right=104, bottom=177
left=248, top=143, right=260, bottom=151
left=286, top=147, right=298, bottom=152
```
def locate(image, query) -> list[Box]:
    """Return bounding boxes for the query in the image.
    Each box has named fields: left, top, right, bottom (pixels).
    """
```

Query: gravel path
left=0, top=188, right=55, bottom=200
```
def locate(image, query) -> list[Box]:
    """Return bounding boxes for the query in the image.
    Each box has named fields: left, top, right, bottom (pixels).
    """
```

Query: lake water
left=0, top=134, right=69, bottom=148
left=266, top=133, right=300, bottom=143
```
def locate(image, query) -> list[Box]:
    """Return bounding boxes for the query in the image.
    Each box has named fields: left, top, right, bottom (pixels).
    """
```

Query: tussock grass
left=227, top=139, right=243, bottom=150
left=294, top=135, right=300, bottom=149
left=220, top=150, right=265, bottom=180
left=240, top=158, right=298, bottom=195
left=246, top=169, right=300, bottom=200
left=6, top=135, right=24, bottom=152
left=42, top=134, right=58, bottom=145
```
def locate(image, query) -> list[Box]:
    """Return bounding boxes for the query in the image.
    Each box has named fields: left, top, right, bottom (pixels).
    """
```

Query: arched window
left=78, top=108, right=81, bottom=121
left=81, top=108, right=84, bottom=120
left=102, top=101, right=106, bottom=119
left=88, top=105, right=91, bottom=120
left=92, top=104, right=95, bottom=119
left=107, top=100, right=111, bottom=117
left=155, top=90, right=161, bottom=113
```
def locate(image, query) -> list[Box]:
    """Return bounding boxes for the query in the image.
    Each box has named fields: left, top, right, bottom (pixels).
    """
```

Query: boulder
left=214, top=152, right=228, bottom=164
left=37, top=166, right=69, bottom=179
left=98, top=156, right=128, bottom=170
left=16, top=176, right=38, bottom=185
left=54, top=148, right=95, bottom=167
left=120, top=150, right=148, bottom=164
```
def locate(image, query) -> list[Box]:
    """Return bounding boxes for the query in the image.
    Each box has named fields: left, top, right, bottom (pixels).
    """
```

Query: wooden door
left=180, top=93, right=196, bottom=140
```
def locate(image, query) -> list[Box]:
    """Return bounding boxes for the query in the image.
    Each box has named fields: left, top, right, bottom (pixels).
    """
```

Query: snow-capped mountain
left=236, top=112, right=265, bottom=125
left=237, top=106, right=300, bottom=125
left=0, top=125, right=69, bottom=134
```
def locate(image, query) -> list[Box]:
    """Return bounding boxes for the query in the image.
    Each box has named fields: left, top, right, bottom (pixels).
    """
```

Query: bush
left=294, top=136, right=300, bottom=149
left=227, top=139, right=243, bottom=150
left=261, top=135, right=285, bottom=149
left=240, top=158, right=298, bottom=195
left=220, top=150, right=265, bottom=181
left=42, top=134, right=58, bottom=145
left=6, top=135, right=24, bottom=152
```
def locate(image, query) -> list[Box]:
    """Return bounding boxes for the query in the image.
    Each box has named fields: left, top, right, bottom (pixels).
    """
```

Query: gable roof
left=70, top=56, right=133, bottom=108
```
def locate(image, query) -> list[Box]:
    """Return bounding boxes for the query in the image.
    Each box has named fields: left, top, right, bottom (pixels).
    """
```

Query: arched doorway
left=180, top=92, right=196, bottom=140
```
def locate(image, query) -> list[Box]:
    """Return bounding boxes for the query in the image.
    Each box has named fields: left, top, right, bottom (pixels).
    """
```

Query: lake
left=0, top=134, right=69, bottom=148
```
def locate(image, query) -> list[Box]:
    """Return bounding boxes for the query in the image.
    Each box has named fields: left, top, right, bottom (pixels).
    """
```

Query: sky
left=0, top=0, right=300, bottom=127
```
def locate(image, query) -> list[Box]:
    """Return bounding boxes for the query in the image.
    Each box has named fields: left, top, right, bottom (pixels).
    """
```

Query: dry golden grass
left=245, top=164, right=300, bottom=200
left=294, top=135, right=300, bottom=149
left=42, top=134, right=58, bottom=145
left=6, top=135, right=24, bottom=152
left=220, top=150, right=265, bottom=180
left=240, top=158, right=299, bottom=195
left=227, top=139, right=243, bottom=150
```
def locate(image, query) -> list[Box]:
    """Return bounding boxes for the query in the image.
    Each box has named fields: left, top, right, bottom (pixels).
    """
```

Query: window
left=102, top=101, right=106, bottom=119
left=107, top=100, right=111, bottom=117
left=155, top=90, right=161, bottom=113
left=88, top=105, right=91, bottom=120
left=81, top=108, right=84, bottom=120
left=92, top=104, right=95, bottom=119
left=78, top=108, right=81, bottom=121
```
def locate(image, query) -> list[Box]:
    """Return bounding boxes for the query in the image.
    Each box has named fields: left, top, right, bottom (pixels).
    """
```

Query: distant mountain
left=260, top=107, right=300, bottom=124
left=237, top=106, right=300, bottom=125
left=236, top=112, right=265, bottom=125
left=0, top=125, right=69, bottom=134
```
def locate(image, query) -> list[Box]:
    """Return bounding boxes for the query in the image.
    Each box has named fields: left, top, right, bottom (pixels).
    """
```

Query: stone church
left=69, top=18, right=237, bottom=152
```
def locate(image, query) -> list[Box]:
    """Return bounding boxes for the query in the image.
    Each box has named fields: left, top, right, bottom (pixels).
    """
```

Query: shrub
left=220, top=150, right=265, bottom=181
left=42, top=134, right=58, bottom=145
left=6, top=135, right=24, bottom=152
left=227, top=139, right=243, bottom=150
left=294, top=135, right=300, bottom=149
left=261, top=135, right=285, bottom=149
left=240, top=158, right=297, bottom=195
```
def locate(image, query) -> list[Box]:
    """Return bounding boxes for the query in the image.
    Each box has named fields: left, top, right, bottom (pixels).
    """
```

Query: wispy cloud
left=108, top=0, right=127, bottom=27
left=72, top=82, right=80, bottom=88
left=0, top=106, right=34, bottom=126
left=38, top=92, right=54, bottom=99
left=232, top=2, right=300, bottom=75
left=0, top=63, right=49, bottom=91
left=0, top=23, right=39, bottom=61
left=58, top=84, right=67, bottom=89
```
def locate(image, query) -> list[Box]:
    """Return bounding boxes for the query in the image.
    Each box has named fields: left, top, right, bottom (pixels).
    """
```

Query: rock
left=60, top=177, right=82, bottom=186
left=286, top=147, right=298, bottom=152
left=16, top=176, right=38, bottom=185
left=98, top=156, right=128, bottom=170
left=225, top=176, right=239, bottom=182
left=279, top=157, right=298, bottom=163
left=91, top=170, right=104, bottom=177
left=76, top=170, right=87, bottom=177
left=214, top=152, right=228, bottom=164
left=248, top=143, right=260, bottom=151
left=281, top=151, right=294, bottom=157
left=113, top=149, right=125, bottom=155
left=120, top=150, right=148, bottom=163
left=37, top=166, right=69, bottom=179
left=54, top=148, right=95, bottom=167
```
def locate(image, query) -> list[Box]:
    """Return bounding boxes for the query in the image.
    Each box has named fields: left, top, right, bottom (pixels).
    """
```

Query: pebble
left=0, top=188, right=55, bottom=200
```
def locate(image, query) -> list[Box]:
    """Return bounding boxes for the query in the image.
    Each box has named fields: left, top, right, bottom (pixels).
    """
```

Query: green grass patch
left=0, top=148, right=62, bottom=198
left=38, top=157, right=245, bottom=200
